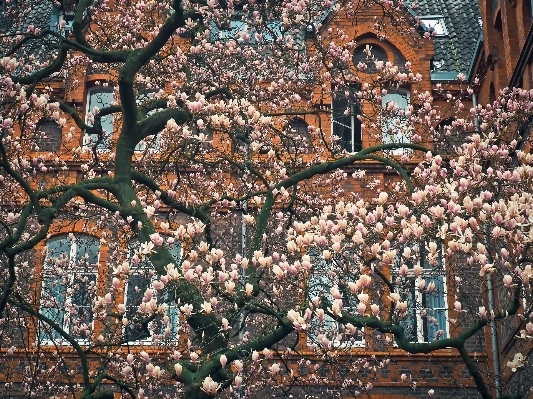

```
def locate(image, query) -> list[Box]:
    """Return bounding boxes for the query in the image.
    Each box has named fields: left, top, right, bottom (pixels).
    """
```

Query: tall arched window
left=84, top=87, right=114, bottom=151
left=39, top=235, right=100, bottom=342
left=381, top=89, right=410, bottom=154
left=34, top=119, right=62, bottom=152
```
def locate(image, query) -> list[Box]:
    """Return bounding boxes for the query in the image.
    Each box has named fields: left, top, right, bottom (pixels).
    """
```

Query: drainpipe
left=239, top=134, right=249, bottom=343
left=238, top=133, right=250, bottom=399
left=474, top=93, right=502, bottom=397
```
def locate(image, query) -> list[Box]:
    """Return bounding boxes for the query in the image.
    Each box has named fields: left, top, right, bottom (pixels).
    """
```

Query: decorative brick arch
left=352, top=29, right=432, bottom=81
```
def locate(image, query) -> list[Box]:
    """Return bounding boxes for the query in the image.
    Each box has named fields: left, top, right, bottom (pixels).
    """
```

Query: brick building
left=0, top=0, right=519, bottom=398
left=472, top=0, right=533, bottom=397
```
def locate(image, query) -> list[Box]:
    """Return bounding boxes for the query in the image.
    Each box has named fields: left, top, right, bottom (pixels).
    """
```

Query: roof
left=0, top=1, right=55, bottom=59
left=405, top=0, right=481, bottom=80
left=0, top=1, right=54, bottom=35
left=2, top=0, right=481, bottom=82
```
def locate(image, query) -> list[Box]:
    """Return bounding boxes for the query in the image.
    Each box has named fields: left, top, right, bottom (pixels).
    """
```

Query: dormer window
left=210, top=19, right=256, bottom=43
left=50, top=5, right=75, bottom=35
left=210, top=18, right=301, bottom=48
left=419, top=16, right=448, bottom=37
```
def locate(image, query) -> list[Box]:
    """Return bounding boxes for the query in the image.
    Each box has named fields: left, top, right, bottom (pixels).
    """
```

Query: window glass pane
left=332, top=91, right=361, bottom=152
left=395, top=246, right=446, bottom=343
left=86, top=89, right=114, bottom=150
left=425, top=276, right=447, bottom=341
left=168, top=243, right=182, bottom=262
left=125, top=241, right=181, bottom=341
left=218, top=20, right=251, bottom=42
left=135, top=91, right=163, bottom=151
left=40, top=236, right=99, bottom=342
left=73, top=236, right=100, bottom=267
left=69, top=273, right=96, bottom=339
left=88, top=89, right=114, bottom=133
left=308, top=256, right=362, bottom=346
left=125, top=274, right=152, bottom=340
left=263, top=21, right=282, bottom=42
left=284, top=118, right=310, bottom=154
left=352, top=45, right=388, bottom=73
left=398, top=278, right=418, bottom=342
left=382, top=91, right=410, bottom=151
left=40, top=275, right=66, bottom=341
left=40, top=237, right=69, bottom=341
left=332, top=93, right=351, bottom=148
left=34, top=119, right=62, bottom=152
left=167, top=305, right=180, bottom=340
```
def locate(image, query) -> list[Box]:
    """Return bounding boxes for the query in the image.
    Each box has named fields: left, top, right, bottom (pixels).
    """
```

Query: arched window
left=283, top=117, right=311, bottom=154
left=84, top=87, right=114, bottom=151
left=352, top=45, right=388, bottom=74
left=39, top=235, right=100, bottom=343
left=381, top=89, right=410, bottom=154
left=34, top=119, right=62, bottom=152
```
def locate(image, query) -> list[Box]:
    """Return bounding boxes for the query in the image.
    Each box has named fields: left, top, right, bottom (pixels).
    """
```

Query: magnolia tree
left=0, top=0, right=533, bottom=398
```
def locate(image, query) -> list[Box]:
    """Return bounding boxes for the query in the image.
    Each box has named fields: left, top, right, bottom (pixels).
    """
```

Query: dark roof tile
left=406, top=0, right=481, bottom=78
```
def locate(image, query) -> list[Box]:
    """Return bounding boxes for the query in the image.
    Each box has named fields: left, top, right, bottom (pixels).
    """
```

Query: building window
left=419, top=16, right=448, bottom=37
left=352, top=45, right=388, bottom=74
left=332, top=88, right=362, bottom=153
left=39, top=235, right=100, bottom=343
left=84, top=87, right=114, bottom=151
left=433, top=118, right=468, bottom=155
left=213, top=19, right=254, bottom=43
left=50, top=5, right=75, bottom=35
left=307, top=254, right=364, bottom=348
left=124, top=241, right=182, bottom=343
left=34, top=119, right=62, bottom=152
left=135, top=91, right=163, bottom=152
left=394, top=245, right=447, bottom=343
left=210, top=18, right=303, bottom=49
left=283, top=118, right=311, bottom=154
left=382, top=89, right=410, bottom=154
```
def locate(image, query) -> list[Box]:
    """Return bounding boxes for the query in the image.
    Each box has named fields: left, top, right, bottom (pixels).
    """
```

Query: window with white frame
left=39, top=235, right=100, bottom=343
left=394, top=244, right=447, bottom=343
left=332, top=88, right=362, bottom=153
left=124, top=241, right=182, bottom=343
left=307, top=254, right=364, bottom=348
left=84, top=87, right=114, bottom=151
left=419, top=16, right=448, bottom=37
left=381, top=89, right=410, bottom=154
left=50, top=5, right=75, bottom=35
